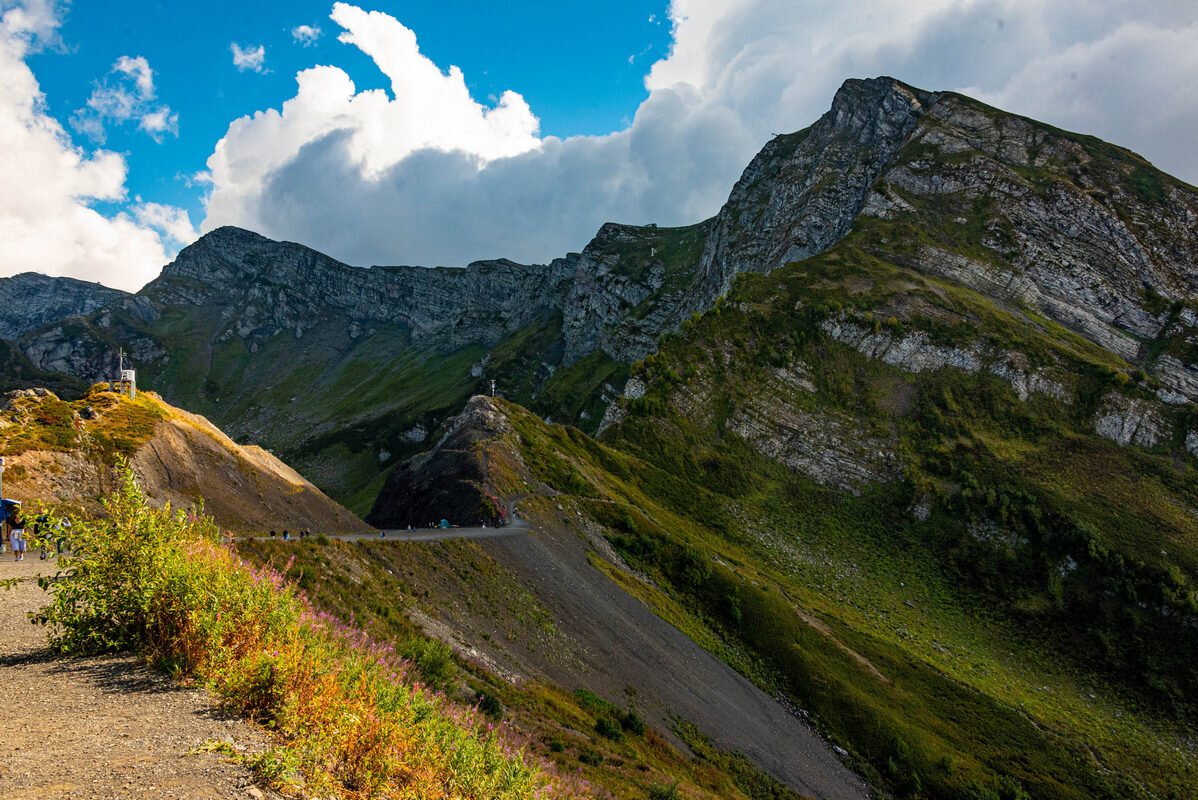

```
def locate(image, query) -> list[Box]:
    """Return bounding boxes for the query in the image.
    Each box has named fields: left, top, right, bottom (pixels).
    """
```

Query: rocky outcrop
left=728, top=400, right=897, bottom=494
left=0, top=273, right=127, bottom=340
left=821, top=317, right=1069, bottom=402
left=1093, top=392, right=1171, bottom=448
left=690, top=79, right=936, bottom=312
left=860, top=92, right=1198, bottom=380
left=367, top=395, right=508, bottom=527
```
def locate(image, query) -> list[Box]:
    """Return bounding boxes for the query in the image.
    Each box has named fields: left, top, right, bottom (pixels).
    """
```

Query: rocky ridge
left=0, top=272, right=127, bottom=340
left=4, top=76, right=1197, bottom=504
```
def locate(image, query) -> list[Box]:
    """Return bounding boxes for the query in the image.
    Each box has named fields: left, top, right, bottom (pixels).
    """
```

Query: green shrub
left=400, top=637, right=457, bottom=692
left=595, top=716, right=624, bottom=741
left=477, top=691, right=504, bottom=720
left=579, top=748, right=604, bottom=766
left=647, top=781, right=680, bottom=800
left=620, top=710, right=645, bottom=736
left=574, top=688, right=617, bottom=715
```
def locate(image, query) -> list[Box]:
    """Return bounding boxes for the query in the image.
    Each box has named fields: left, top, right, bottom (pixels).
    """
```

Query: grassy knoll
left=1, top=385, right=166, bottom=459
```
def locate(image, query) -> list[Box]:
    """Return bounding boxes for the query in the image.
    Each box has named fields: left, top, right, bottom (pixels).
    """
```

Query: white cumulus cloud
left=292, top=24, right=322, bottom=46
left=201, top=1, right=1198, bottom=270
left=231, top=42, right=266, bottom=73
left=133, top=202, right=198, bottom=249
left=0, top=1, right=196, bottom=293
left=71, top=53, right=178, bottom=143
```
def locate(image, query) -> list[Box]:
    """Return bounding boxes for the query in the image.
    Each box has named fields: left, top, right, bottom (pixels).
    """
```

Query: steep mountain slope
left=363, top=80, right=1198, bottom=800
left=0, top=272, right=127, bottom=340
left=573, top=238, right=1198, bottom=795
left=1, top=386, right=369, bottom=533
left=369, top=328, right=1198, bottom=800
left=362, top=395, right=869, bottom=800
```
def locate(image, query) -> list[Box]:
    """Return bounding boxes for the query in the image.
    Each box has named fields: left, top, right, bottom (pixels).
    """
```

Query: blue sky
left=27, top=0, right=671, bottom=233
left=2, top=1, right=1197, bottom=292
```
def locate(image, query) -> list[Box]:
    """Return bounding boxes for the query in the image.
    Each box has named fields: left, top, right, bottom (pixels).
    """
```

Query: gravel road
left=0, top=558, right=277, bottom=800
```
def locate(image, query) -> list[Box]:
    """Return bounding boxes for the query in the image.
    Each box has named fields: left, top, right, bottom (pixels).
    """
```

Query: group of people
left=0, top=501, right=65, bottom=561
left=268, top=528, right=313, bottom=540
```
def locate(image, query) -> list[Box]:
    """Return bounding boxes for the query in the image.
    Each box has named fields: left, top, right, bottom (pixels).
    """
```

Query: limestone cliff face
left=860, top=92, right=1198, bottom=378
left=18, top=227, right=577, bottom=383
left=0, top=273, right=127, bottom=340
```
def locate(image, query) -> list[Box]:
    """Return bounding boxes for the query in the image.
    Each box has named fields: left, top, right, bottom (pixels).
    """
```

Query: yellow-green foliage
left=1, top=386, right=165, bottom=459
left=31, top=469, right=570, bottom=799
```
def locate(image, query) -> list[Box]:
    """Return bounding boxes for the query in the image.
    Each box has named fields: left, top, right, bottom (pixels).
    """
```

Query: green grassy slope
left=468, top=222, right=1198, bottom=799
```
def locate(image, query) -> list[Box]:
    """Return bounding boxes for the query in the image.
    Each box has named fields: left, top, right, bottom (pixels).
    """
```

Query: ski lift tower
left=116, top=349, right=136, bottom=399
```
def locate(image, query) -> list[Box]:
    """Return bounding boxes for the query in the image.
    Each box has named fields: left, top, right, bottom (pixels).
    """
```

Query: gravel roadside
left=0, top=557, right=278, bottom=800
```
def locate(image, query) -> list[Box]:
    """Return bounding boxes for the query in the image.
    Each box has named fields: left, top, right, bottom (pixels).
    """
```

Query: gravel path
left=0, top=557, right=277, bottom=800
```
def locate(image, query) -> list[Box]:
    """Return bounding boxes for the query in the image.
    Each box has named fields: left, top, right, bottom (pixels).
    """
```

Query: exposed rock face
left=0, top=273, right=127, bottom=340
left=1093, top=393, right=1171, bottom=448
left=860, top=93, right=1198, bottom=371
left=154, top=227, right=578, bottom=353
left=691, top=79, right=936, bottom=311
left=822, top=317, right=1069, bottom=402
left=728, top=401, right=897, bottom=494
left=367, top=395, right=508, bottom=527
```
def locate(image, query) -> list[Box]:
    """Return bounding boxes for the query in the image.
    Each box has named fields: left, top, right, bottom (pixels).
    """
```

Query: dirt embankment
left=1, top=390, right=371, bottom=534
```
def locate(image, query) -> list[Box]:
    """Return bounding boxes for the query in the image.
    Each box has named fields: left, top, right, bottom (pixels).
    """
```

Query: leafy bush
left=31, top=466, right=563, bottom=799
left=619, top=710, right=645, bottom=736
left=477, top=691, right=504, bottom=720
left=595, top=716, right=624, bottom=741
left=578, top=748, right=604, bottom=767
left=647, top=781, right=680, bottom=800
left=399, top=637, right=457, bottom=692
left=574, top=688, right=617, bottom=715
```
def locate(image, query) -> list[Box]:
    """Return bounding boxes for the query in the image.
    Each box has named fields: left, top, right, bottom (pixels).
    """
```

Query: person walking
left=10, top=507, right=26, bottom=562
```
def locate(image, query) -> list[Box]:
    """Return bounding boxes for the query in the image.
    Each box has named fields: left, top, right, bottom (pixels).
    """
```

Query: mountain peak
left=159, top=226, right=350, bottom=289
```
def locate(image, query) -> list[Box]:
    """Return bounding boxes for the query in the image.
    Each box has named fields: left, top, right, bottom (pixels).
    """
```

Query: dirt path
left=0, top=558, right=276, bottom=800
left=259, top=500, right=532, bottom=545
